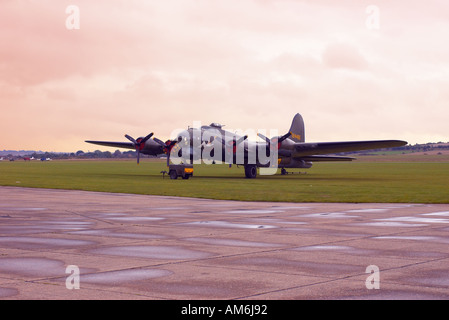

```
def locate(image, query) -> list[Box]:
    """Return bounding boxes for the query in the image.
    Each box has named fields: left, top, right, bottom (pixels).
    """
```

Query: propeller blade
left=140, top=132, right=154, bottom=144
left=137, top=150, right=140, bottom=165
left=235, top=135, right=248, bottom=145
left=125, top=134, right=138, bottom=145
left=214, top=137, right=226, bottom=146
left=257, top=133, right=270, bottom=144
left=153, top=137, right=166, bottom=146
left=278, top=132, right=292, bottom=143
left=215, top=135, right=247, bottom=147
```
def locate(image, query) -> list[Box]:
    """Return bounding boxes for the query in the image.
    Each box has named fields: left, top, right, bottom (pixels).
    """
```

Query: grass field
left=0, top=157, right=448, bottom=203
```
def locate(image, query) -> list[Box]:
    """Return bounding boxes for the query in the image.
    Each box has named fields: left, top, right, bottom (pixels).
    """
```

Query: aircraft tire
left=244, top=164, right=257, bottom=179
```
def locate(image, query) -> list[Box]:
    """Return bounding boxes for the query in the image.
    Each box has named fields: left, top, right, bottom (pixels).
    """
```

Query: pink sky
left=1, top=0, right=448, bottom=152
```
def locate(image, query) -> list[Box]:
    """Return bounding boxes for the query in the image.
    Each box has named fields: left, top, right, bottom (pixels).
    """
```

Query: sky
left=1, top=0, right=448, bottom=152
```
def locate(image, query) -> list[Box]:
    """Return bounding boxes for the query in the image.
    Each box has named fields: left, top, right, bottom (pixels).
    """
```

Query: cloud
left=1, top=0, right=449, bottom=151
left=322, top=43, right=368, bottom=70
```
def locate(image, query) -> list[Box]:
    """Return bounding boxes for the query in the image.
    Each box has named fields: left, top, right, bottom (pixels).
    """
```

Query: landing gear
left=244, top=164, right=257, bottom=179
left=281, top=168, right=287, bottom=175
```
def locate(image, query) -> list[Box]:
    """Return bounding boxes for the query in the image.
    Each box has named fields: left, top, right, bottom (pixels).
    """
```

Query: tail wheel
left=244, top=164, right=257, bottom=179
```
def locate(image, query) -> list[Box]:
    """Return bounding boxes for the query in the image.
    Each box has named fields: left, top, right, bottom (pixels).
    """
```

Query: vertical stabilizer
left=288, top=113, right=305, bottom=142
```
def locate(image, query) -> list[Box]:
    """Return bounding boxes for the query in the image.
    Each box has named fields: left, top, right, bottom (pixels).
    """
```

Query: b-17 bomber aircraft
left=85, top=113, right=407, bottom=178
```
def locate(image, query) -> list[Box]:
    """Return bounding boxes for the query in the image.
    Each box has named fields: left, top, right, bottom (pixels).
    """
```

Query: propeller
left=216, top=135, right=248, bottom=152
left=124, top=132, right=154, bottom=164
left=163, top=139, right=179, bottom=166
left=213, top=135, right=247, bottom=166
left=151, top=136, right=179, bottom=166
left=257, top=132, right=291, bottom=152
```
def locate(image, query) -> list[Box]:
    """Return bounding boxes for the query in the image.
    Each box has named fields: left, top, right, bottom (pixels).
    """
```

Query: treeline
left=400, top=142, right=449, bottom=153
left=73, top=150, right=141, bottom=159
left=3, top=150, right=153, bottom=160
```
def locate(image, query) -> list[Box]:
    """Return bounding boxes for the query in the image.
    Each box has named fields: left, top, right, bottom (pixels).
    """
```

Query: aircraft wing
left=85, top=140, right=135, bottom=150
left=293, top=140, right=407, bottom=157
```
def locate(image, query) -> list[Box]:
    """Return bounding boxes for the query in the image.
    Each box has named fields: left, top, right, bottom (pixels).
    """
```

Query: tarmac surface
left=1, top=186, right=449, bottom=300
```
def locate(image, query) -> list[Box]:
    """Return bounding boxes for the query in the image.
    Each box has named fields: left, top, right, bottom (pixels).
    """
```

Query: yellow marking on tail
left=291, top=132, right=301, bottom=140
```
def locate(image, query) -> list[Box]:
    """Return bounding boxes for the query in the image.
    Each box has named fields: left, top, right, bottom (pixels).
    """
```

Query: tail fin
left=288, top=113, right=305, bottom=142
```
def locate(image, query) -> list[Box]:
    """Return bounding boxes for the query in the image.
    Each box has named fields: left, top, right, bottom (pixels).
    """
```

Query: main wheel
left=244, top=164, right=257, bottom=178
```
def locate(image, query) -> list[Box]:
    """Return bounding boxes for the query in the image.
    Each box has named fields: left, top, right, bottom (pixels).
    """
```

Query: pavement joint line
left=234, top=256, right=449, bottom=300
left=65, top=210, right=116, bottom=225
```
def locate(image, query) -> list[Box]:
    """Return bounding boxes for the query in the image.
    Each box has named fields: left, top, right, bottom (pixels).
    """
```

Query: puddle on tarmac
left=95, top=212, right=127, bottom=216
left=0, top=236, right=94, bottom=249
left=0, top=226, right=68, bottom=235
left=147, top=207, right=184, bottom=211
left=374, top=236, right=449, bottom=243
left=90, top=245, right=211, bottom=260
left=346, top=209, right=389, bottom=213
left=301, top=212, right=359, bottom=219
left=43, top=220, right=93, bottom=229
left=69, top=229, right=165, bottom=240
left=185, top=237, right=284, bottom=248
left=105, top=217, right=165, bottom=222
left=81, top=268, right=172, bottom=284
left=0, top=258, right=66, bottom=277
left=0, top=207, right=47, bottom=211
left=422, top=211, right=449, bottom=216
left=196, top=203, right=236, bottom=208
left=45, top=220, right=91, bottom=224
left=269, top=206, right=311, bottom=210
left=0, top=223, right=90, bottom=234
left=254, top=218, right=307, bottom=225
left=295, top=245, right=354, bottom=251
left=224, top=210, right=283, bottom=214
left=376, top=217, right=449, bottom=224
left=374, top=235, right=436, bottom=241
left=352, top=222, right=427, bottom=227
left=180, top=221, right=277, bottom=229
left=293, top=245, right=373, bottom=255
